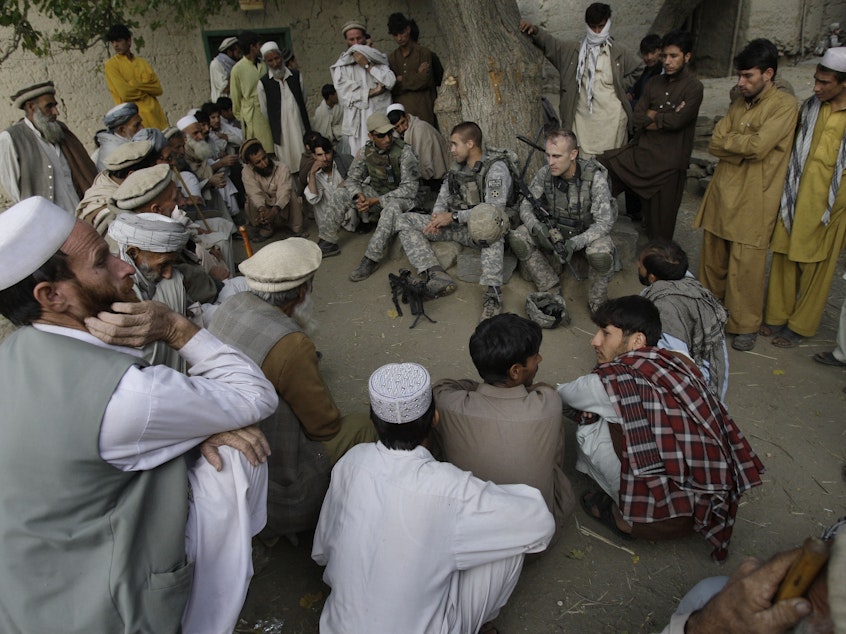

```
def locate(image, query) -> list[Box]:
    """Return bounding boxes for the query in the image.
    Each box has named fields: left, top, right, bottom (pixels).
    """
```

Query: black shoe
left=349, top=257, right=379, bottom=282
left=318, top=239, right=340, bottom=257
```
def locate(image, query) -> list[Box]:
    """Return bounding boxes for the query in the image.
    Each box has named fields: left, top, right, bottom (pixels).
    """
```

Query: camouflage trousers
left=508, top=224, right=614, bottom=308
left=319, top=184, right=413, bottom=262
left=397, top=213, right=504, bottom=287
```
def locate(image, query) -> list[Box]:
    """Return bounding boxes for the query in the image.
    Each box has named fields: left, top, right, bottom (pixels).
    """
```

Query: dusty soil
left=236, top=60, right=845, bottom=634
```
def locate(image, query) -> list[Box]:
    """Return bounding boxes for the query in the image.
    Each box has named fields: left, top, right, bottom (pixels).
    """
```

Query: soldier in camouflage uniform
left=396, top=122, right=513, bottom=321
left=318, top=112, right=420, bottom=281
left=509, top=129, right=616, bottom=312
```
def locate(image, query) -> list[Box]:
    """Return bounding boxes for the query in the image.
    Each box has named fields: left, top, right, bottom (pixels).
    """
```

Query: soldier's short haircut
left=450, top=121, right=483, bottom=147
left=734, top=38, right=779, bottom=79
left=640, top=239, right=689, bottom=281
left=585, top=3, right=611, bottom=27
left=546, top=129, right=578, bottom=152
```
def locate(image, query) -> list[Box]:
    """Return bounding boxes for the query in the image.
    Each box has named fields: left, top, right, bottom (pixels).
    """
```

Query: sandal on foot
left=771, top=328, right=802, bottom=348
left=580, top=491, right=634, bottom=541
left=758, top=324, right=783, bottom=337
left=813, top=351, right=846, bottom=367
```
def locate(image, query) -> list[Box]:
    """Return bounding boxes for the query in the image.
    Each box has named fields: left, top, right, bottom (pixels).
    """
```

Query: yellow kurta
left=104, top=54, right=168, bottom=130
left=765, top=104, right=846, bottom=336
left=230, top=58, right=273, bottom=153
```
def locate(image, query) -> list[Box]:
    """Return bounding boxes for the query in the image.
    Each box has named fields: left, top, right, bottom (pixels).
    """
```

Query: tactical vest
left=364, top=138, right=405, bottom=195
left=446, top=148, right=517, bottom=211
left=544, top=158, right=599, bottom=230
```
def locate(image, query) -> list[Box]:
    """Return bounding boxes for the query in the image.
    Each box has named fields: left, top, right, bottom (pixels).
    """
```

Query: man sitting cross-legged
left=396, top=121, right=511, bottom=321
left=557, top=296, right=764, bottom=562
left=208, top=239, right=377, bottom=540
left=317, top=112, right=419, bottom=281
left=433, top=313, right=576, bottom=540
left=638, top=239, right=729, bottom=400
left=312, top=362, right=555, bottom=634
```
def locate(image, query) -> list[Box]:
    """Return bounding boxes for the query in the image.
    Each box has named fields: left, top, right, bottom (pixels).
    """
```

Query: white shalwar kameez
left=257, top=68, right=307, bottom=173
left=33, top=324, right=277, bottom=634
left=312, top=442, right=555, bottom=634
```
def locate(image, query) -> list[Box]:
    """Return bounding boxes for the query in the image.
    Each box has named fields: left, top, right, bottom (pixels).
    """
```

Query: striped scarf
left=575, top=20, right=612, bottom=113
left=779, top=95, right=846, bottom=232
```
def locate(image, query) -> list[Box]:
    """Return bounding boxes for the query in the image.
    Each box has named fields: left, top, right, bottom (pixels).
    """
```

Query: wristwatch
left=364, top=63, right=371, bottom=70
left=452, top=211, right=459, bottom=223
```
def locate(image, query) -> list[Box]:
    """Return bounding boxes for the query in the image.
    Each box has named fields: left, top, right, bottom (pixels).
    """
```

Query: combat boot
left=480, top=286, right=502, bottom=322
left=318, top=239, right=340, bottom=258
left=349, top=256, right=379, bottom=282
left=425, top=267, right=457, bottom=298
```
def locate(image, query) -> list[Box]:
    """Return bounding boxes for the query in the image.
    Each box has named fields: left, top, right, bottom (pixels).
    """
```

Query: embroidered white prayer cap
left=260, top=41, right=280, bottom=57
left=341, top=20, right=367, bottom=37
left=111, top=164, right=174, bottom=210
left=176, top=114, right=199, bottom=131
left=0, top=197, right=76, bottom=291
left=386, top=103, right=406, bottom=115
left=11, top=81, right=56, bottom=109
left=103, top=102, right=139, bottom=129
left=102, top=140, right=154, bottom=172
left=218, top=36, right=239, bottom=53
left=821, top=47, right=846, bottom=72
left=367, top=112, right=394, bottom=134
left=368, top=363, right=432, bottom=424
left=239, top=237, right=322, bottom=292
left=108, top=212, right=189, bottom=252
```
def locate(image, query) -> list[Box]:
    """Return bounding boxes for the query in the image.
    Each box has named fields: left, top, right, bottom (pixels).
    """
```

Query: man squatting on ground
left=509, top=128, right=616, bottom=313
left=557, top=296, right=764, bottom=562
left=312, top=362, right=555, bottom=634
left=396, top=121, right=512, bottom=321
left=317, top=112, right=420, bottom=281
left=0, top=196, right=278, bottom=634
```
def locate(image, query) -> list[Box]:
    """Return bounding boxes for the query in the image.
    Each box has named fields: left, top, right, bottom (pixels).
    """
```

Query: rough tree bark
left=430, top=0, right=545, bottom=164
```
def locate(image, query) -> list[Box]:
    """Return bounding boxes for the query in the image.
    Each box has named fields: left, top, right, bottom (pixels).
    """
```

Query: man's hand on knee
left=199, top=425, right=271, bottom=471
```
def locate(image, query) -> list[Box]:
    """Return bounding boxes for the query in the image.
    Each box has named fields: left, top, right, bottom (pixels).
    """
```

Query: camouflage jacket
left=346, top=139, right=419, bottom=208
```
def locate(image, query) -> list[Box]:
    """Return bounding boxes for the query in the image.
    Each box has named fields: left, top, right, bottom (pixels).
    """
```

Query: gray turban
left=103, top=102, right=139, bottom=130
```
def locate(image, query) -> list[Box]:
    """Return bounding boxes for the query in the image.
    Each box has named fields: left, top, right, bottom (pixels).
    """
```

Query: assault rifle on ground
left=388, top=269, right=436, bottom=329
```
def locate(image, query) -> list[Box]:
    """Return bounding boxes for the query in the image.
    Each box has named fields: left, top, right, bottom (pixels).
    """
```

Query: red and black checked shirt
left=587, top=348, right=764, bottom=561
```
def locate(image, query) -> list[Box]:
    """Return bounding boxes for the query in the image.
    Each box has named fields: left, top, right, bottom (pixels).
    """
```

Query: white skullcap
left=0, top=197, right=76, bottom=290
left=368, top=363, right=432, bottom=424
left=111, top=164, right=174, bottom=210
left=386, top=103, right=406, bottom=115
left=218, top=36, right=238, bottom=53
left=821, top=47, right=846, bottom=72
left=176, top=114, right=199, bottom=131
left=260, top=41, right=280, bottom=57
left=108, top=212, right=189, bottom=252
left=238, top=237, right=322, bottom=292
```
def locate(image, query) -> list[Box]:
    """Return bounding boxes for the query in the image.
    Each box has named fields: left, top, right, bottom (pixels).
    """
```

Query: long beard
left=255, top=158, right=275, bottom=177
left=270, top=67, right=287, bottom=80
left=292, top=291, right=318, bottom=337
left=186, top=136, right=214, bottom=161
left=33, top=109, right=64, bottom=144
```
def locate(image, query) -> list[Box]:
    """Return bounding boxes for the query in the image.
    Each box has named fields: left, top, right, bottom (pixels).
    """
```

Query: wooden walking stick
left=239, top=225, right=253, bottom=258
left=170, top=165, right=212, bottom=232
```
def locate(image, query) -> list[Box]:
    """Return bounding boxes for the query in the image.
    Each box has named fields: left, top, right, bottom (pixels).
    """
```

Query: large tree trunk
left=431, top=0, right=544, bottom=164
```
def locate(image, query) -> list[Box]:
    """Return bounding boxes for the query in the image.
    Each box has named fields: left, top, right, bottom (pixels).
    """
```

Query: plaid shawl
left=588, top=348, right=764, bottom=561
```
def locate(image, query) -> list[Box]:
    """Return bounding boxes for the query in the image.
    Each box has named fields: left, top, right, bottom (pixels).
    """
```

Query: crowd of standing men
left=0, top=2, right=844, bottom=633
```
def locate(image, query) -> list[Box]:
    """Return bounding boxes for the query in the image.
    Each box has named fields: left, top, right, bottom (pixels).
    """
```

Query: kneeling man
left=557, top=296, right=764, bottom=561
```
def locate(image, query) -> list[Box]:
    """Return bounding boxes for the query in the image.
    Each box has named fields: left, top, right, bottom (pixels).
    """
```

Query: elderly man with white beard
left=0, top=81, right=97, bottom=213
left=209, top=238, right=376, bottom=540
left=257, top=41, right=309, bottom=175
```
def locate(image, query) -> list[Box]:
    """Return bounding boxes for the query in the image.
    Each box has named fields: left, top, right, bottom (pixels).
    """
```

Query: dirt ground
left=235, top=60, right=845, bottom=634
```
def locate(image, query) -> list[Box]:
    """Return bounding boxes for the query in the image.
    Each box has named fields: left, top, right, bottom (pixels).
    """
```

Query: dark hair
left=106, top=24, right=132, bottom=42
left=450, top=121, right=483, bottom=146
left=201, top=101, right=220, bottom=116
left=238, top=30, right=261, bottom=52
left=661, top=30, right=693, bottom=55
left=585, top=3, right=611, bottom=27
left=387, top=12, right=412, bottom=36
left=734, top=38, right=778, bottom=79
left=0, top=251, right=74, bottom=326
left=818, top=64, right=846, bottom=83
left=640, top=239, right=688, bottom=281
left=321, top=83, right=336, bottom=100
left=302, top=129, right=321, bottom=150
left=469, top=313, right=542, bottom=384
left=314, top=136, right=333, bottom=153
left=243, top=140, right=264, bottom=162
left=193, top=110, right=210, bottom=125
left=546, top=128, right=578, bottom=151
left=640, top=33, right=662, bottom=54
left=216, top=96, right=233, bottom=111
left=591, top=296, right=662, bottom=346
left=370, top=398, right=435, bottom=450
left=387, top=110, right=405, bottom=125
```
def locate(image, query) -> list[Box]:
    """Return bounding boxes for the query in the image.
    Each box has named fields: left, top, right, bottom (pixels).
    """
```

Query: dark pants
left=642, top=171, right=686, bottom=242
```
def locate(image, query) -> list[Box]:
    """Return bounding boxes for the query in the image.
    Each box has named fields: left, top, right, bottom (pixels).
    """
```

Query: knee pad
left=507, top=230, right=532, bottom=260
left=587, top=252, right=613, bottom=275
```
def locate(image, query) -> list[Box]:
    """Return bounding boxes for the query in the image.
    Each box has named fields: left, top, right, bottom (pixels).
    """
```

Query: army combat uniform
left=397, top=153, right=512, bottom=290
left=320, top=137, right=419, bottom=266
left=509, top=158, right=616, bottom=311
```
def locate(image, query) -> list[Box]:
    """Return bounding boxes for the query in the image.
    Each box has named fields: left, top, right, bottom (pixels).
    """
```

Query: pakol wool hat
left=239, top=237, right=322, bottom=292
left=111, top=163, right=173, bottom=210
left=11, top=81, right=56, bottom=109
left=218, top=36, right=239, bottom=53
left=102, top=140, right=154, bottom=172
